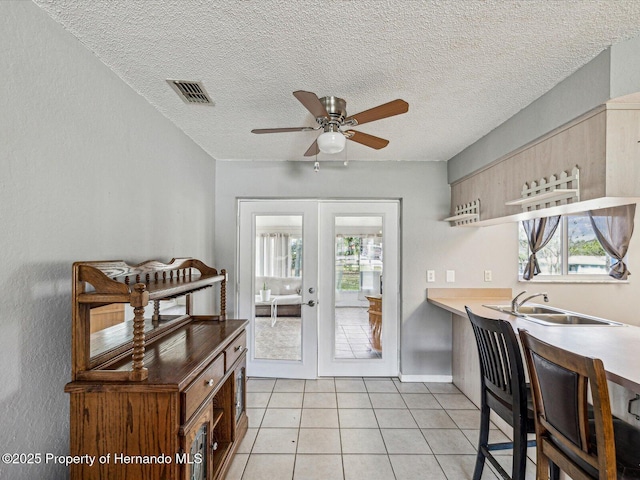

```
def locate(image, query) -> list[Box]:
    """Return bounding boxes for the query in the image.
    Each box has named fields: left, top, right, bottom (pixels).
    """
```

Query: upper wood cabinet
left=449, top=103, right=640, bottom=225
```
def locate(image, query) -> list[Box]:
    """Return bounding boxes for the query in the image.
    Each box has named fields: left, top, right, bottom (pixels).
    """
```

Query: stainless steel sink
left=482, top=304, right=623, bottom=327
left=483, top=303, right=564, bottom=315
left=522, top=313, right=623, bottom=327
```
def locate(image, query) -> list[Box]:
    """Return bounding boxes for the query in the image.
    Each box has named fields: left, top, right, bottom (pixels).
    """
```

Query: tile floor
left=227, top=377, right=537, bottom=480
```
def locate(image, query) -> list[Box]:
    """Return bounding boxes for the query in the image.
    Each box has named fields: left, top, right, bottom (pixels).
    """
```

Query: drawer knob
left=234, top=345, right=243, bottom=352
left=207, top=379, right=215, bottom=387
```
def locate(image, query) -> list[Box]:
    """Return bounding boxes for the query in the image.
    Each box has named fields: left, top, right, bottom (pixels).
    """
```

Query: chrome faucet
left=511, top=290, right=549, bottom=313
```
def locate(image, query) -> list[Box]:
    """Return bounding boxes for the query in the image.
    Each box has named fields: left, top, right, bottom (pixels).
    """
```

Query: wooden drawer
left=182, top=353, right=225, bottom=421
left=225, top=331, right=246, bottom=371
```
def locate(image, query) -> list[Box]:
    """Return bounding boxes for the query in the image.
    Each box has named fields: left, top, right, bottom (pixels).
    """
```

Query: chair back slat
left=466, top=307, right=526, bottom=409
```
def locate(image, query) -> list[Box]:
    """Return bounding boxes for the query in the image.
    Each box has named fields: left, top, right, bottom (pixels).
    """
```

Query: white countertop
left=427, top=288, right=640, bottom=394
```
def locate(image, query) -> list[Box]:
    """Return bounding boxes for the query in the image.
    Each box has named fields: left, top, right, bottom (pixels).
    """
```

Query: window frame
left=518, top=215, right=628, bottom=284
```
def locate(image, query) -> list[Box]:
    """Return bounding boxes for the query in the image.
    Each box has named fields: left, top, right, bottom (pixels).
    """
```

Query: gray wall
left=214, top=160, right=517, bottom=378
left=448, top=34, right=640, bottom=183
left=447, top=48, right=611, bottom=183
left=0, top=3, right=216, bottom=479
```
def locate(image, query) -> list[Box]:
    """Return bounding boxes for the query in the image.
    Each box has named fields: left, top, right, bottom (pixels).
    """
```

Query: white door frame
left=238, top=200, right=318, bottom=379
left=237, top=198, right=400, bottom=379
left=318, top=200, right=400, bottom=377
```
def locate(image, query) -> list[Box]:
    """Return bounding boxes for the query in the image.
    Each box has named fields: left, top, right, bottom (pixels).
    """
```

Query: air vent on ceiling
left=167, top=80, right=214, bottom=105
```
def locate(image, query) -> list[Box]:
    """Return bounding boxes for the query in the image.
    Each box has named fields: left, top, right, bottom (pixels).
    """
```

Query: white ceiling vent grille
left=167, top=80, right=214, bottom=105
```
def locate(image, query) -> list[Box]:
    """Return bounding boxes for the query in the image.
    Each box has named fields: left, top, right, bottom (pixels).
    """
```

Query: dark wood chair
left=519, top=329, right=640, bottom=480
left=465, top=307, right=540, bottom=480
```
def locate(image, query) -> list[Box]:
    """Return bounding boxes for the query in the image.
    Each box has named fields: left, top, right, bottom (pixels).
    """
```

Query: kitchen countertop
left=427, top=288, right=640, bottom=394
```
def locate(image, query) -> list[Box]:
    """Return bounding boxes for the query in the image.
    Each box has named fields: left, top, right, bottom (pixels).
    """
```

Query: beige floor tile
left=436, top=454, right=499, bottom=480
left=365, top=379, right=399, bottom=392
left=402, top=393, right=441, bottom=409
left=237, top=428, right=258, bottom=454
left=445, top=409, right=498, bottom=430
left=411, top=409, right=458, bottom=429
left=293, top=454, right=344, bottom=480
left=461, top=428, right=513, bottom=455
left=246, top=378, right=276, bottom=393
left=341, top=428, right=387, bottom=454
left=389, top=454, right=446, bottom=480
left=261, top=408, right=301, bottom=428
left=251, top=428, right=299, bottom=454
left=434, top=393, right=477, bottom=409
left=268, top=392, right=304, bottom=408
left=337, top=392, right=372, bottom=408
left=425, top=383, right=461, bottom=394
left=246, top=408, right=265, bottom=428
left=393, top=380, right=430, bottom=393
left=343, top=454, right=395, bottom=480
left=274, top=379, right=306, bottom=392
left=369, top=393, right=407, bottom=409
left=241, top=454, right=295, bottom=480
left=335, top=378, right=367, bottom=392
left=339, top=408, right=379, bottom=428
left=381, top=428, right=432, bottom=454
left=225, top=453, right=248, bottom=480
left=300, top=408, right=339, bottom=428
left=304, top=379, right=336, bottom=392
left=422, top=428, right=477, bottom=454
left=246, top=392, right=271, bottom=408
left=375, top=408, right=418, bottom=428
left=303, top=392, right=337, bottom=408
left=296, top=428, right=341, bottom=454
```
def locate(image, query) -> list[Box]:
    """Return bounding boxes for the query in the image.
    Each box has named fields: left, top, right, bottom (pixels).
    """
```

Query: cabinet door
left=234, top=359, right=247, bottom=425
left=181, top=407, right=212, bottom=480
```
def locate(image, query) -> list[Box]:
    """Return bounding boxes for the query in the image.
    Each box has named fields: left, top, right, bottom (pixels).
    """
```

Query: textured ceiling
left=34, top=0, right=640, bottom=163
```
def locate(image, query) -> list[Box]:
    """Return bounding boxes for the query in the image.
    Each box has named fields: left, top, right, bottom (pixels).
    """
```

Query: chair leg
left=549, top=461, right=560, bottom=480
left=511, top=423, right=528, bottom=480
left=473, top=401, right=491, bottom=480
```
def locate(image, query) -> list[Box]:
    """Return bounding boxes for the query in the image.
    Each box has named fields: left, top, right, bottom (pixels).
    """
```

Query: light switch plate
left=484, top=270, right=492, bottom=282
left=446, top=270, right=455, bottom=283
left=427, top=270, right=435, bottom=282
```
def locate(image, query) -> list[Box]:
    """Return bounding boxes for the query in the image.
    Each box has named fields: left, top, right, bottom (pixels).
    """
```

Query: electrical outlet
left=484, top=270, right=492, bottom=282
left=446, top=270, right=455, bottom=283
left=427, top=270, right=435, bottom=282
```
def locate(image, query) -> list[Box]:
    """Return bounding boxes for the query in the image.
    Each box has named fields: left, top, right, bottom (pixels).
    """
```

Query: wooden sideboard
left=66, top=258, right=247, bottom=480
left=365, top=295, right=382, bottom=352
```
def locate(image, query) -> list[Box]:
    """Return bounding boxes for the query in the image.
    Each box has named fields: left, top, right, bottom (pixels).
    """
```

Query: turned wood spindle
left=130, top=283, right=149, bottom=380
left=221, top=269, right=227, bottom=319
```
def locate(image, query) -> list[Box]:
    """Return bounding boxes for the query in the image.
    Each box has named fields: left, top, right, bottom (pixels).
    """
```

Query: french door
left=238, top=199, right=399, bottom=379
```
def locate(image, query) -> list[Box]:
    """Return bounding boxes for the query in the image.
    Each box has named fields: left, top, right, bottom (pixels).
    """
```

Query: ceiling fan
left=251, top=91, right=409, bottom=156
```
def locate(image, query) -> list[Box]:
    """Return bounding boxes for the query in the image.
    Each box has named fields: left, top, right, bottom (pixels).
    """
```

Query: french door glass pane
left=334, top=216, right=383, bottom=360
left=254, top=215, right=303, bottom=361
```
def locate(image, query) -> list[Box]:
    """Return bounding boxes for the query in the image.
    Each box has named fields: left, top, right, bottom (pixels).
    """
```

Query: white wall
left=0, top=3, right=216, bottom=479
left=214, top=160, right=516, bottom=378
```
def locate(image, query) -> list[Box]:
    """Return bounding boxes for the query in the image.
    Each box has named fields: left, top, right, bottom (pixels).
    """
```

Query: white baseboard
left=398, top=374, right=453, bottom=383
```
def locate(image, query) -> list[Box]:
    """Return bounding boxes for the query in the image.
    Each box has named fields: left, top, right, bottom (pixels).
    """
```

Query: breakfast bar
left=427, top=288, right=640, bottom=412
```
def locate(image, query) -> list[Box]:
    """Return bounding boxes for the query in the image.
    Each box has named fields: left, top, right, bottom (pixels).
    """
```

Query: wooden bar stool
left=466, top=307, right=541, bottom=480
left=519, top=329, right=640, bottom=479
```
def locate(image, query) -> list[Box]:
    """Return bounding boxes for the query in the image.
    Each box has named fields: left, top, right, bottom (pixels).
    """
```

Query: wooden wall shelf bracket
left=444, top=199, right=480, bottom=226
left=506, top=166, right=580, bottom=211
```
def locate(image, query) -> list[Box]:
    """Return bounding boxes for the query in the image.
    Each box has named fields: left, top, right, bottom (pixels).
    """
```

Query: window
left=518, top=214, right=615, bottom=281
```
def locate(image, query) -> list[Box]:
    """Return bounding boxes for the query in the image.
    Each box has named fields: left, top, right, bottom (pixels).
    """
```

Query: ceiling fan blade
left=251, top=127, right=316, bottom=134
left=345, top=130, right=389, bottom=150
left=345, top=99, right=409, bottom=126
left=304, top=139, right=320, bottom=157
left=293, top=90, right=330, bottom=118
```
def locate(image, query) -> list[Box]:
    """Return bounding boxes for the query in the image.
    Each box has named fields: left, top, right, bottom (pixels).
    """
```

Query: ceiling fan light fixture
left=317, top=130, right=346, bottom=154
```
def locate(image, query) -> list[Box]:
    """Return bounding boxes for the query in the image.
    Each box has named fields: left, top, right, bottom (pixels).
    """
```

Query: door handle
left=303, top=300, right=317, bottom=307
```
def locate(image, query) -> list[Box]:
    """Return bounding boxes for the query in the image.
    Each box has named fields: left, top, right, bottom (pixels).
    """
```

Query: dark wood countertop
left=427, top=288, right=640, bottom=394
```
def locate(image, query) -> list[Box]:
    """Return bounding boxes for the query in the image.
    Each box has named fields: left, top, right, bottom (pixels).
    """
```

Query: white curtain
left=256, top=233, right=290, bottom=277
